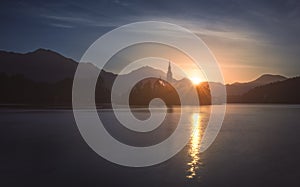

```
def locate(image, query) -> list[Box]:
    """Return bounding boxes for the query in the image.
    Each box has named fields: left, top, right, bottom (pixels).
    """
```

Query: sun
left=189, top=77, right=202, bottom=85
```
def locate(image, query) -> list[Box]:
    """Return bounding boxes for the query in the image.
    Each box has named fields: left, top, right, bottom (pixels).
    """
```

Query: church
left=167, top=61, right=174, bottom=82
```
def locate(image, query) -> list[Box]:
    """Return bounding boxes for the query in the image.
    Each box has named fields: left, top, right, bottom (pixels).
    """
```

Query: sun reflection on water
left=186, top=113, right=203, bottom=179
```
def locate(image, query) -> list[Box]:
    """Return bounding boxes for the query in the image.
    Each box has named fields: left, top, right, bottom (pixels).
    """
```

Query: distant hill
left=0, top=49, right=77, bottom=82
left=250, top=74, right=287, bottom=85
left=226, top=74, right=287, bottom=96
left=122, top=66, right=166, bottom=79
left=104, top=66, right=213, bottom=105
left=241, top=77, right=300, bottom=103
left=108, top=66, right=167, bottom=93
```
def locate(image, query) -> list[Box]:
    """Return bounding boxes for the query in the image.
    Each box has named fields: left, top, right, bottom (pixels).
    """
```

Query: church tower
left=167, top=61, right=173, bottom=82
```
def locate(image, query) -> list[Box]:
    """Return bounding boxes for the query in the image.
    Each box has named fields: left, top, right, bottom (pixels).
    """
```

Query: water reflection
left=186, top=113, right=203, bottom=179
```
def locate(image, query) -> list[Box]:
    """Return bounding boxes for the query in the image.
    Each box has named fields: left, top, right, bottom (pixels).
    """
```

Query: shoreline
left=0, top=103, right=299, bottom=110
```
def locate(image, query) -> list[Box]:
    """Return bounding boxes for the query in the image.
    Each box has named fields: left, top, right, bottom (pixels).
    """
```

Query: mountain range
left=0, top=48, right=299, bottom=106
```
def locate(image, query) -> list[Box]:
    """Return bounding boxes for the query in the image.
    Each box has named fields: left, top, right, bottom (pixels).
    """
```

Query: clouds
left=0, top=0, right=299, bottom=82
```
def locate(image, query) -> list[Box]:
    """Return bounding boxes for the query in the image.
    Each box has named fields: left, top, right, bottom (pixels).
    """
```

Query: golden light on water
left=186, top=113, right=203, bottom=179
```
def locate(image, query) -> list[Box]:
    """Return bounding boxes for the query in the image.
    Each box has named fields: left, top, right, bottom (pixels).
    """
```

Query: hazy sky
left=1, top=0, right=300, bottom=83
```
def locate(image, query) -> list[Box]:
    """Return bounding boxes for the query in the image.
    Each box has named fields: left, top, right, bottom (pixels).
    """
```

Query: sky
left=0, top=0, right=300, bottom=83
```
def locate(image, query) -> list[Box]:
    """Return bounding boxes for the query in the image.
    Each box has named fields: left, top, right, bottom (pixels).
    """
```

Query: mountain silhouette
left=241, top=76, right=300, bottom=103
left=226, top=74, right=287, bottom=96
left=0, top=48, right=298, bottom=106
left=250, top=74, right=287, bottom=85
left=0, top=49, right=77, bottom=82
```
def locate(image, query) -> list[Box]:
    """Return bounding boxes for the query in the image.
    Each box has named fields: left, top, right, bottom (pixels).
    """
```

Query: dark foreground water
left=0, top=104, right=300, bottom=187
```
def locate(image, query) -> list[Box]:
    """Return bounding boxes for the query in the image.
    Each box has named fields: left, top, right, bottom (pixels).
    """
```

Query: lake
left=0, top=104, right=300, bottom=186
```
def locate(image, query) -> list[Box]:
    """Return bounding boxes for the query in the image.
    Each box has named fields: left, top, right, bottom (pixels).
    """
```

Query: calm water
left=0, top=104, right=300, bottom=186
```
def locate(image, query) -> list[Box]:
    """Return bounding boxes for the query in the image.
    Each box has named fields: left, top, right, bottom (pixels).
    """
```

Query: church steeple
left=167, top=61, right=173, bottom=82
